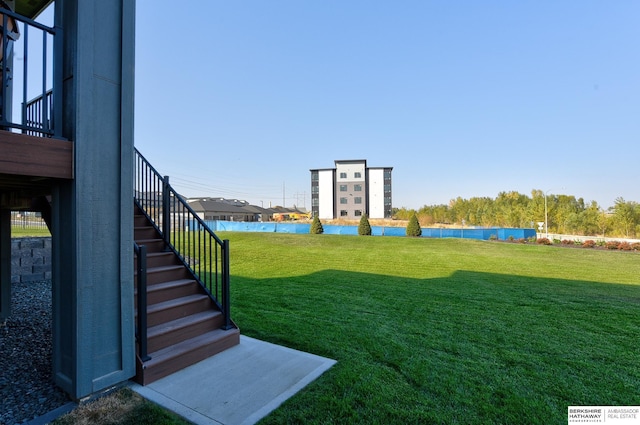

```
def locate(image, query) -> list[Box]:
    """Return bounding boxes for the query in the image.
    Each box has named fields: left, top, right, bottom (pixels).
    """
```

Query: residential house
left=186, top=197, right=312, bottom=223
left=188, top=197, right=265, bottom=222
left=0, top=0, right=238, bottom=400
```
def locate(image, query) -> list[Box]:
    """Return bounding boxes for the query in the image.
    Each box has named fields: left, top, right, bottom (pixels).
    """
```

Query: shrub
left=632, top=243, right=640, bottom=251
left=358, top=214, right=372, bottom=236
left=537, top=238, right=552, bottom=245
left=553, top=239, right=562, bottom=245
left=618, top=242, right=633, bottom=251
left=310, top=215, right=324, bottom=234
left=406, top=213, right=422, bottom=237
left=508, top=235, right=515, bottom=242
left=606, top=241, right=620, bottom=250
left=582, top=240, right=596, bottom=248
left=517, top=238, right=527, bottom=244
left=561, top=239, right=573, bottom=245
left=489, top=234, right=498, bottom=241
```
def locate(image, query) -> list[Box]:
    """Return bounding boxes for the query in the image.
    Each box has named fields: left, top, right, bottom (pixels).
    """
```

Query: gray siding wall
left=51, top=0, right=136, bottom=400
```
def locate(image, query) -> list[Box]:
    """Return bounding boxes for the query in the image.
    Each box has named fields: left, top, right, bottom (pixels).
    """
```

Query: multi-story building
left=310, top=160, right=392, bottom=220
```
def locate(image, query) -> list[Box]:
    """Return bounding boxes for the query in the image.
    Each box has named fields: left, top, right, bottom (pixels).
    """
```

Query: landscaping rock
left=0, top=280, right=70, bottom=424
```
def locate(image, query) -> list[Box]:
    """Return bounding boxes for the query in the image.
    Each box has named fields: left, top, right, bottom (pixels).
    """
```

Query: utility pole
left=292, top=191, right=307, bottom=210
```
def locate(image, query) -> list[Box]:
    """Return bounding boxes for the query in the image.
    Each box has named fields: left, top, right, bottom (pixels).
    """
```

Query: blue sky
left=134, top=1, right=639, bottom=210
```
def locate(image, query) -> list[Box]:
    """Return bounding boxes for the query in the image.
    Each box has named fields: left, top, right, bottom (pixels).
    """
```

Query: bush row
left=535, top=237, right=640, bottom=251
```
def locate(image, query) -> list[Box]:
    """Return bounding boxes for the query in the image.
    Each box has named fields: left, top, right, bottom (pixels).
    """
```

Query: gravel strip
left=0, top=280, right=70, bottom=425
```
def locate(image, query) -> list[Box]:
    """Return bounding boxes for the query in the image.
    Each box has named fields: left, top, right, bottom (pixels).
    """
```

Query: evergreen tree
left=406, top=213, right=422, bottom=237
left=358, top=214, right=372, bottom=236
left=310, top=214, right=324, bottom=234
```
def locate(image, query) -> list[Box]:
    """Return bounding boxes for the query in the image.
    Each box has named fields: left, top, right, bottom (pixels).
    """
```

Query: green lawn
left=10, top=227, right=51, bottom=237
left=221, top=232, right=640, bottom=424
left=53, top=388, right=190, bottom=425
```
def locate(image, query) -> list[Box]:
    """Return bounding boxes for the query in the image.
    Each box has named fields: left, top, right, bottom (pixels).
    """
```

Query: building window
left=340, top=172, right=347, bottom=178
left=340, top=185, right=347, bottom=192
left=354, top=172, right=362, bottom=178
left=340, top=197, right=348, bottom=204
left=384, top=184, right=391, bottom=192
left=312, top=186, right=319, bottom=194
left=354, top=197, right=362, bottom=204
left=354, top=184, right=362, bottom=191
left=311, top=171, right=319, bottom=181
left=384, top=170, right=391, bottom=179
left=312, top=199, right=319, bottom=207
left=355, top=210, right=362, bottom=216
left=384, top=197, right=391, bottom=205
left=340, top=210, right=348, bottom=217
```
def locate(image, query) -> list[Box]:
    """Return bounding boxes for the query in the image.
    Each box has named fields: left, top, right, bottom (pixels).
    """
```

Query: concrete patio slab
left=131, top=335, right=336, bottom=425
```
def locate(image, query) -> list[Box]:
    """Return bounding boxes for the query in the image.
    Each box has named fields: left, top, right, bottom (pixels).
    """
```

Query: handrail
left=0, top=7, right=62, bottom=138
left=134, top=148, right=232, bottom=330
left=24, top=89, right=53, bottom=136
left=134, top=242, right=151, bottom=362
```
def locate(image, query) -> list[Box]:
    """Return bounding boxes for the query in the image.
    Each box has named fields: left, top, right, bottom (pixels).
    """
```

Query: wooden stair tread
left=146, top=252, right=174, bottom=258
left=135, top=238, right=164, bottom=244
left=147, top=278, right=197, bottom=292
left=144, top=328, right=239, bottom=366
left=147, top=310, right=220, bottom=338
left=134, top=279, right=196, bottom=296
left=147, top=294, right=210, bottom=313
left=134, top=264, right=186, bottom=280
left=134, top=251, right=179, bottom=270
left=147, top=264, right=184, bottom=273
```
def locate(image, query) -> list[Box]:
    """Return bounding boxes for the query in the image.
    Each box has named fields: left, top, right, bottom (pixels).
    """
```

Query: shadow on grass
left=231, top=269, right=639, bottom=424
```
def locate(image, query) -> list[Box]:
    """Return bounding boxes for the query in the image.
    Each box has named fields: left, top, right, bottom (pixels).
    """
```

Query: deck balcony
left=0, top=3, right=71, bottom=211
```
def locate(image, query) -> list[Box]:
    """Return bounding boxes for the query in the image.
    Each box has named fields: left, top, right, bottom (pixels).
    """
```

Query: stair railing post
left=222, top=239, right=231, bottom=330
left=53, top=23, right=63, bottom=138
left=136, top=244, right=151, bottom=362
left=162, top=175, right=170, bottom=245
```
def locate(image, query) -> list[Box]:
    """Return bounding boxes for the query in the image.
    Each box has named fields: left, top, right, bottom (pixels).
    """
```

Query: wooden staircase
left=134, top=210, right=240, bottom=385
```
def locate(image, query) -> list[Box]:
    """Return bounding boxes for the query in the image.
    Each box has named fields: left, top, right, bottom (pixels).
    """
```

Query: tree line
left=393, top=190, right=640, bottom=239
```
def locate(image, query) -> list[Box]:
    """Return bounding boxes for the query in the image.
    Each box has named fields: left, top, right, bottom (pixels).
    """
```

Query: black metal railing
left=134, top=148, right=232, bottom=330
left=134, top=242, right=151, bottom=361
left=24, top=89, right=53, bottom=136
left=0, top=6, right=62, bottom=138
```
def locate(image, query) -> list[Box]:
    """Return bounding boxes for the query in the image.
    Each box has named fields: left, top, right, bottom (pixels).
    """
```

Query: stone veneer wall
left=10, top=237, right=52, bottom=283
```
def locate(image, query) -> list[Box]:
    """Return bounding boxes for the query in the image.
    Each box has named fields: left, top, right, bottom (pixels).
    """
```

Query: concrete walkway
left=131, top=336, right=337, bottom=425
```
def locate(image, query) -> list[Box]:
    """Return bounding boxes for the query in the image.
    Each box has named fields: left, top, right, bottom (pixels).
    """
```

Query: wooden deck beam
left=0, top=131, right=73, bottom=180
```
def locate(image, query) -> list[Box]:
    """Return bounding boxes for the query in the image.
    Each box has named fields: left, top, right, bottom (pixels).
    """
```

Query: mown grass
left=53, top=388, right=189, bottom=425
left=10, top=227, right=50, bottom=237
left=221, top=233, right=640, bottom=424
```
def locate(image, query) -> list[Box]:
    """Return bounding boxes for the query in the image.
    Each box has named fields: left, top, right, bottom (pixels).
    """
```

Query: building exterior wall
left=311, top=160, right=392, bottom=220
left=368, top=168, right=385, bottom=219
left=382, top=167, right=392, bottom=218
left=335, top=162, right=366, bottom=183
left=335, top=161, right=367, bottom=219
left=317, top=170, right=334, bottom=219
